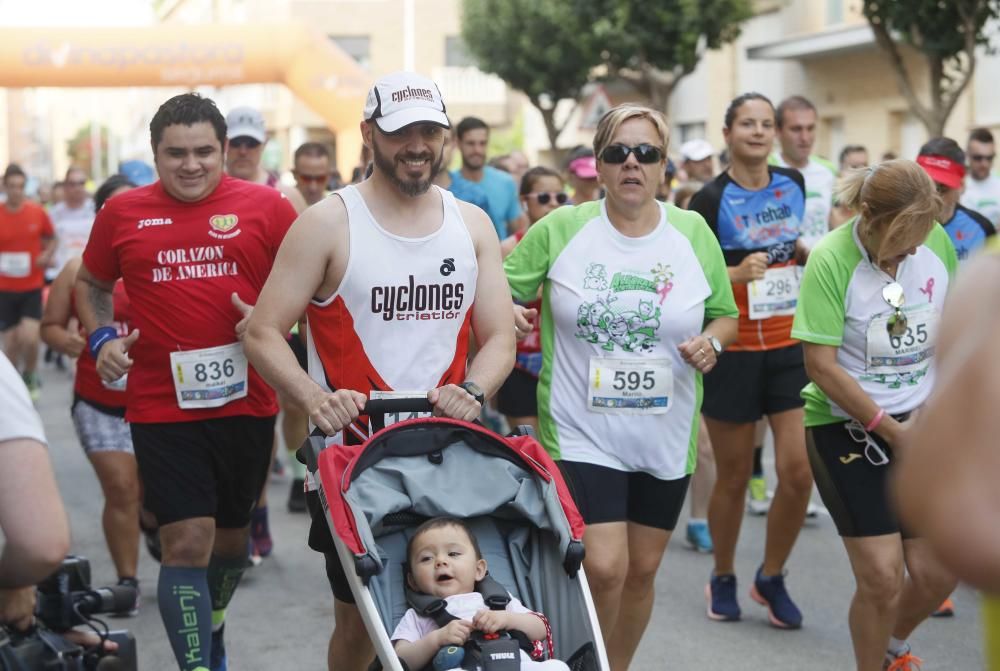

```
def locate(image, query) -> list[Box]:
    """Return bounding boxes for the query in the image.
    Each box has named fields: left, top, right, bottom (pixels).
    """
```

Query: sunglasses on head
left=881, top=282, right=907, bottom=338
left=229, top=137, right=261, bottom=149
left=600, top=143, right=664, bottom=165
left=526, top=191, right=568, bottom=205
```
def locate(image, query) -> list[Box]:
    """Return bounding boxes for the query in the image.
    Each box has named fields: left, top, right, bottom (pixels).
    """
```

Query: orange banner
left=0, top=24, right=368, bottom=171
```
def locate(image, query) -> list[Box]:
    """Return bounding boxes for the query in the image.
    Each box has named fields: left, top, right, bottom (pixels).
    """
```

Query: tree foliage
left=66, top=124, right=110, bottom=179
left=581, top=0, right=753, bottom=110
left=461, top=0, right=598, bottom=149
left=461, top=0, right=752, bottom=148
left=864, top=0, right=1000, bottom=137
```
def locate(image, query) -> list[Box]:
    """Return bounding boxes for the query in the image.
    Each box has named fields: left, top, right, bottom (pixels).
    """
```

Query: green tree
left=583, top=0, right=753, bottom=111
left=66, top=124, right=110, bottom=179
left=461, top=0, right=599, bottom=149
left=865, top=0, right=1000, bottom=137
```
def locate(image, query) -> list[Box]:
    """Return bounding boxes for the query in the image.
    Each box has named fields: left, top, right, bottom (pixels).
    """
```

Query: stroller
left=301, top=397, right=609, bottom=671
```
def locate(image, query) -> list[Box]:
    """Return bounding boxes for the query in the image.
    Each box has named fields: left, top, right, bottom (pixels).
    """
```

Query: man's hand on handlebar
left=306, top=389, right=368, bottom=436
left=428, top=385, right=482, bottom=422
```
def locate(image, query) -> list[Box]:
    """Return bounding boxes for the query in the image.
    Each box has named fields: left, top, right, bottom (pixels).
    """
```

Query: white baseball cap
left=226, top=107, right=267, bottom=143
left=680, top=139, right=714, bottom=162
left=363, top=72, right=450, bottom=133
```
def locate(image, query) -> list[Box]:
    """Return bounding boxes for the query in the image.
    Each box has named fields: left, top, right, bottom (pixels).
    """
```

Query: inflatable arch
left=0, top=24, right=369, bottom=174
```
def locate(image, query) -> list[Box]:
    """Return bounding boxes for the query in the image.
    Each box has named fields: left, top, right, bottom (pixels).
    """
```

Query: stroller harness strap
left=410, top=573, right=512, bottom=629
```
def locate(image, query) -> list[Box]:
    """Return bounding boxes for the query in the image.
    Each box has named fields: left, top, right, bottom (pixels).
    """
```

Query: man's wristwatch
left=706, top=335, right=723, bottom=356
left=459, top=380, right=485, bottom=405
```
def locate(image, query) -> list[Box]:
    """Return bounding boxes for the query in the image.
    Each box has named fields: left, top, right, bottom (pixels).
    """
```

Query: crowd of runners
left=1, top=69, right=999, bottom=671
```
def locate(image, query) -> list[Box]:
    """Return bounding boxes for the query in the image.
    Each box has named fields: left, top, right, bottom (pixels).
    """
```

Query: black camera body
left=0, top=557, right=137, bottom=671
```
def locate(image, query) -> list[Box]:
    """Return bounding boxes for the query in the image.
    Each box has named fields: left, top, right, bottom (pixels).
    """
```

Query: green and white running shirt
left=504, top=200, right=737, bottom=479
left=792, top=219, right=957, bottom=427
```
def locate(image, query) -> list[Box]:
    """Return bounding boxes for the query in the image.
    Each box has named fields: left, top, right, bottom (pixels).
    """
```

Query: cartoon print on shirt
left=576, top=263, right=672, bottom=352
left=583, top=263, right=609, bottom=290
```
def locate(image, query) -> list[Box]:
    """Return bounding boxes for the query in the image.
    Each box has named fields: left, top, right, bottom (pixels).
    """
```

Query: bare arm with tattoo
left=75, top=263, right=139, bottom=383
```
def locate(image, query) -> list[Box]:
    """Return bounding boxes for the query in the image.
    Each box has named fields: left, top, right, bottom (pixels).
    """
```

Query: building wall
left=663, top=0, right=998, bottom=169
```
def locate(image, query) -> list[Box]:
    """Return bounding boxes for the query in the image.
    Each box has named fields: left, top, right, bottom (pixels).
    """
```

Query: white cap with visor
left=363, top=72, right=450, bottom=133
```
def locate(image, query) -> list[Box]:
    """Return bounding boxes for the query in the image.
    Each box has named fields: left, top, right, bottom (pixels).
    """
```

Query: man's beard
left=372, top=140, right=443, bottom=197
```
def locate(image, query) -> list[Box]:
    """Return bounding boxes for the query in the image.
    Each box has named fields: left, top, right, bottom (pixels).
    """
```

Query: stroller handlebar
left=300, top=395, right=435, bottom=470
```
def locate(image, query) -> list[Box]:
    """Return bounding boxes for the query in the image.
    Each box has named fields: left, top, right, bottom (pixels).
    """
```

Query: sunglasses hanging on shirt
left=881, top=282, right=908, bottom=338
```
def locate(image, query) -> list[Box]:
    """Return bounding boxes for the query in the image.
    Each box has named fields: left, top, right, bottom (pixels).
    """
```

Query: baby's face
left=408, top=525, right=486, bottom=598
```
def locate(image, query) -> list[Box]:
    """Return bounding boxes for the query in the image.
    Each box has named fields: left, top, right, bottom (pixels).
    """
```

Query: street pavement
left=33, top=364, right=984, bottom=670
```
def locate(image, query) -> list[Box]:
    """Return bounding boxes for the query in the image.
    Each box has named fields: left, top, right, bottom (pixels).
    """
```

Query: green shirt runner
left=504, top=200, right=737, bottom=479
left=791, top=218, right=957, bottom=427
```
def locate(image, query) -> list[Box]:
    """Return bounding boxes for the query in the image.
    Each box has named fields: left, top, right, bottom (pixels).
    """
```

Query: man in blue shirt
left=450, top=116, right=523, bottom=238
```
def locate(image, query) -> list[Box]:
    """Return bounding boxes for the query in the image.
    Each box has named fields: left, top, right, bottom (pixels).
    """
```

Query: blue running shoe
left=685, top=521, right=713, bottom=553
left=210, top=625, right=227, bottom=671
left=706, top=573, right=741, bottom=621
left=750, top=565, right=802, bottom=629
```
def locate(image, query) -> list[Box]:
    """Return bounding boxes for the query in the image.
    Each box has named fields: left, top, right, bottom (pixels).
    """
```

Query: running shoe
left=750, top=565, right=802, bottom=629
left=884, top=645, right=922, bottom=670
left=805, top=500, right=821, bottom=518
left=287, top=478, right=307, bottom=513
left=705, top=573, right=741, bottom=622
left=249, top=506, right=273, bottom=558
left=22, top=372, right=41, bottom=402
left=210, top=624, right=227, bottom=671
left=747, top=475, right=770, bottom=515
left=685, top=521, right=713, bottom=553
left=931, top=597, right=955, bottom=617
left=113, top=577, right=140, bottom=617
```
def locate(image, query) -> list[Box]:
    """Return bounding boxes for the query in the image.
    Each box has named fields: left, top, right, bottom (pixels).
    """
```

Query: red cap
left=916, top=154, right=965, bottom=189
left=568, top=156, right=598, bottom=179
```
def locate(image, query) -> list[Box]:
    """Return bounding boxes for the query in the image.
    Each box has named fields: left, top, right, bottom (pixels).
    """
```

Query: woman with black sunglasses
left=689, top=92, right=813, bottom=630
left=793, top=160, right=958, bottom=671
left=504, top=103, right=738, bottom=669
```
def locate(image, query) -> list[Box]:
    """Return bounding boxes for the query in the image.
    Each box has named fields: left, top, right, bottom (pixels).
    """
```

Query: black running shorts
left=701, top=344, right=807, bottom=424
left=0, top=289, right=42, bottom=331
left=306, top=489, right=355, bottom=603
left=131, top=415, right=276, bottom=528
left=496, top=368, right=538, bottom=418
left=806, top=419, right=913, bottom=538
left=558, top=460, right=690, bottom=531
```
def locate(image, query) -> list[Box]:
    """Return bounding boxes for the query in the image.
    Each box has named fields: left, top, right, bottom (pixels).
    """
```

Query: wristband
left=865, top=408, right=886, bottom=432
left=88, top=326, right=119, bottom=358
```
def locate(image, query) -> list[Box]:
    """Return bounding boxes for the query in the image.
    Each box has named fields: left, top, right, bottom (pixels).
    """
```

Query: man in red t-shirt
left=0, top=163, right=56, bottom=400
left=76, top=93, right=297, bottom=671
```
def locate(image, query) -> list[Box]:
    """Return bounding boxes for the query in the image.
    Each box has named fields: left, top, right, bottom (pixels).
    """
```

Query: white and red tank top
left=306, top=185, right=477, bottom=444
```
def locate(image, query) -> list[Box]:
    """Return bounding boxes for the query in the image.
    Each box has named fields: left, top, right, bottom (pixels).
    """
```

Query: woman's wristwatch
left=706, top=335, right=724, bottom=357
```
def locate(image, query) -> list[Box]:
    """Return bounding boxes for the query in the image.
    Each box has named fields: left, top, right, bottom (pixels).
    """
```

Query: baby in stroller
left=393, top=517, right=570, bottom=671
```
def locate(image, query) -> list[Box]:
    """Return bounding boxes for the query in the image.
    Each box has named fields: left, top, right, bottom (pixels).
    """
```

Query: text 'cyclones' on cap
left=225, top=107, right=267, bottom=143
left=364, top=72, right=450, bottom=133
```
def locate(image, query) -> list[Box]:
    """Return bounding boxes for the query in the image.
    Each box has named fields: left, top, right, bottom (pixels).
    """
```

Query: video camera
left=0, top=556, right=137, bottom=671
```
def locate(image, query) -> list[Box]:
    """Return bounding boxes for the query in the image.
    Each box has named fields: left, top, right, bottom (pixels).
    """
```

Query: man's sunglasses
left=600, top=143, right=664, bottom=165
left=295, top=173, right=328, bottom=184
left=229, top=137, right=262, bottom=149
left=525, top=192, right=568, bottom=205
left=882, top=282, right=907, bottom=338
left=970, top=154, right=996, bottom=163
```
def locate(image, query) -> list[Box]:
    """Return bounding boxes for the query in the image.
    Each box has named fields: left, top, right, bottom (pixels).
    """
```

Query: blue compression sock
left=158, top=566, right=213, bottom=671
